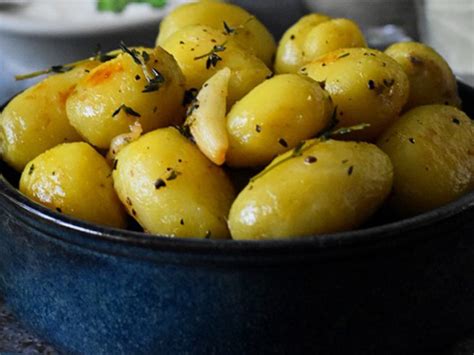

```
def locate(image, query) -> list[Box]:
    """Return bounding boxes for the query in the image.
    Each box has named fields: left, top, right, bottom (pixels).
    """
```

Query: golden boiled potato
left=161, top=25, right=271, bottom=107
left=385, top=41, right=461, bottom=110
left=275, top=14, right=331, bottom=74
left=19, top=142, right=127, bottom=228
left=229, top=139, right=393, bottom=240
left=156, top=1, right=276, bottom=67
left=0, top=62, right=99, bottom=172
left=301, top=48, right=409, bottom=141
left=378, top=105, right=473, bottom=216
left=66, top=46, right=186, bottom=149
left=275, top=14, right=366, bottom=74
left=112, top=127, right=235, bottom=239
left=226, top=74, right=333, bottom=167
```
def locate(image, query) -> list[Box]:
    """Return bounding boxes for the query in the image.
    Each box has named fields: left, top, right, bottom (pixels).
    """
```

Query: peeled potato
left=275, top=14, right=366, bottom=74
left=378, top=105, right=474, bottom=216
left=156, top=1, right=276, bottom=67
left=229, top=139, right=393, bottom=240
left=66, top=46, right=186, bottom=149
left=385, top=41, right=461, bottom=110
left=0, top=61, right=99, bottom=172
left=226, top=74, right=333, bottom=167
left=19, top=142, right=127, bottom=228
left=187, top=67, right=231, bottom=166
left=161, top=25, right=271, bottom=107
left=301, top=48, right=409, bottom=141
left=112, top=127, right=235, bottom=239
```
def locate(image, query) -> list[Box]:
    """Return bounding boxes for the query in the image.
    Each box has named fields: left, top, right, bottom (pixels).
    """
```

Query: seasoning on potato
left=377, top=105, right=474, bottom=216
left=66, top=46, right=186, bottom=149
left=19, top=142, right=127, bottom=228
left=226, top=74, right=334, bottom=167
left=2, top=2, right=472, bottom=239
left=0, top=61, right=99, bottom=172
left=301, top=48, right=409, bottom=141
left=112, top=127, right=235, bottom=239
left=385, top=41, right=461, bottom=110
left=275, top=14, right=367, bottom=74
left=156, top=1, right=276, bottom=67
left=161, top=25, right=271, bottom=107
left=229, top=139, right=393, bottom=240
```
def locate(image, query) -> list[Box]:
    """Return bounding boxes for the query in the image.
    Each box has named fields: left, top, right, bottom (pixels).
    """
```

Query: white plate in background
left=0, top=0, right=188, bottom=36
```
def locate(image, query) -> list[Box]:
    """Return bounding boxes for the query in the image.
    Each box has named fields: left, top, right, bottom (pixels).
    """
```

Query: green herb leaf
left=97, top=0, right=166, bottom=13
left=194, top=42, right=227, bottom=70
left=223, top=21, right=235, bottom=35
left=120, top=41, right=165, bottom=93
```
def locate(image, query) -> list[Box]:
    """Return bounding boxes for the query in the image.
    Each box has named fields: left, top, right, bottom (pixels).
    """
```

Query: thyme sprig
left=15, top=46, right=118, bottom=81
left=249, top=112, right=370, bottom=183
left=250, top=141, right=309, bottom=183
left=194, top=42, right=227, bottom=69
left=222, top=16, right=255, bottom=36
left=119, top=41, right=165, bottom=93
left=318, top=107, right=370, bottom=140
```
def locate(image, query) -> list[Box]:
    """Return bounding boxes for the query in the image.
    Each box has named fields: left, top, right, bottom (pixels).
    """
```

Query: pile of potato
left=0, top=2, right=472, bottom=240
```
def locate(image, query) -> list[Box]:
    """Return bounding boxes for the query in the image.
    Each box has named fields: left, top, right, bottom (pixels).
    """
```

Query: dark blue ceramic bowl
left=0, top=83, right=473, bottom=355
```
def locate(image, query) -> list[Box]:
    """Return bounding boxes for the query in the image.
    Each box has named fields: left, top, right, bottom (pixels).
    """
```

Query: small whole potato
left=161, top=25, right=271, bottom=107
left=113, top=127, right=235, bottom=239
left=378, top=105, right=474, bottom=216
left=66, top=46, right=186, bottom=149
left=0, top=61, right=99, bottom=172
left=156, top=1, right=276, bottom=67
left=226, top=74, right=333, bottom=167
left=19, top=142, right=127, bottom=228
left=229, top=139, right=393, bottom=240
left=301, top=48, right=409, bottom=141
left=385, top=42, right=461, bottom=110
left=275, top=14, right=366, bottom=74
left=275, top=13, right=330, bottom=74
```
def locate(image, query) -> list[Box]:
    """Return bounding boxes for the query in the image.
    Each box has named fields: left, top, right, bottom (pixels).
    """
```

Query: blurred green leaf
left=97, top=0, right=167, bottom=13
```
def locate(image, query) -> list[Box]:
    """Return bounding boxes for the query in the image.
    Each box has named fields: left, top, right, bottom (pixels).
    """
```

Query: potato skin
left=112, top=127, right=235, bottom=239
left=226, top=74, right=333, bottom=167
left=385, top=42, right=461, bottom=110
left=66, top=47, right=185, bottom=149
left=377, top=105, right=474, bottom=216
left=161, top=25, right=271, bottom=107
left=19, top=142, right=127, bottom=228
left=275, top=15, right=366, bottom=74
left=302, top=48, right=409, bottom=141
left=229, top=139, right=393, bottom=240
left=156, top=1, right=276, bottom=67
left=0, top=62, right=98, bottom=172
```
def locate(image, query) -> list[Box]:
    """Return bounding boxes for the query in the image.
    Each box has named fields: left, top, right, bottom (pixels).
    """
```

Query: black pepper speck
left=278, top=138, right=288, bottom=148
left=154, top=178, right=167, bottom=189
left=305, top=156, right=317, bottom=164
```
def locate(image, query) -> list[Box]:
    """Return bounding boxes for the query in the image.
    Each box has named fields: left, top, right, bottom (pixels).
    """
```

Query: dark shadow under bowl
left=0, top=83, right=473, bottom=355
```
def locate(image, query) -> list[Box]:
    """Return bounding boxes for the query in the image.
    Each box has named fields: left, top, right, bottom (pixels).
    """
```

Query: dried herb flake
left=154, top=178, right=167, bottom=190
left=112, top=104, right=141, bottom=118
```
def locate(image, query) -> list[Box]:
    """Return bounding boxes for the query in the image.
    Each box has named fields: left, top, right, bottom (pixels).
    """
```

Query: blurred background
left=0, top=0, right=473, bottom=102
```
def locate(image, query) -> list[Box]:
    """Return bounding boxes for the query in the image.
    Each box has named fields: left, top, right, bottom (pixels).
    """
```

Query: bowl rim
left=0, top=82, right=473, bottom=255
left=1, top=172, right=473, bottom=254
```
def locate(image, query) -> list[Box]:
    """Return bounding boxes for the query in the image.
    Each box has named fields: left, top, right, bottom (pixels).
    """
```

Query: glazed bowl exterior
left=0, top=83, right=473, bottom=355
